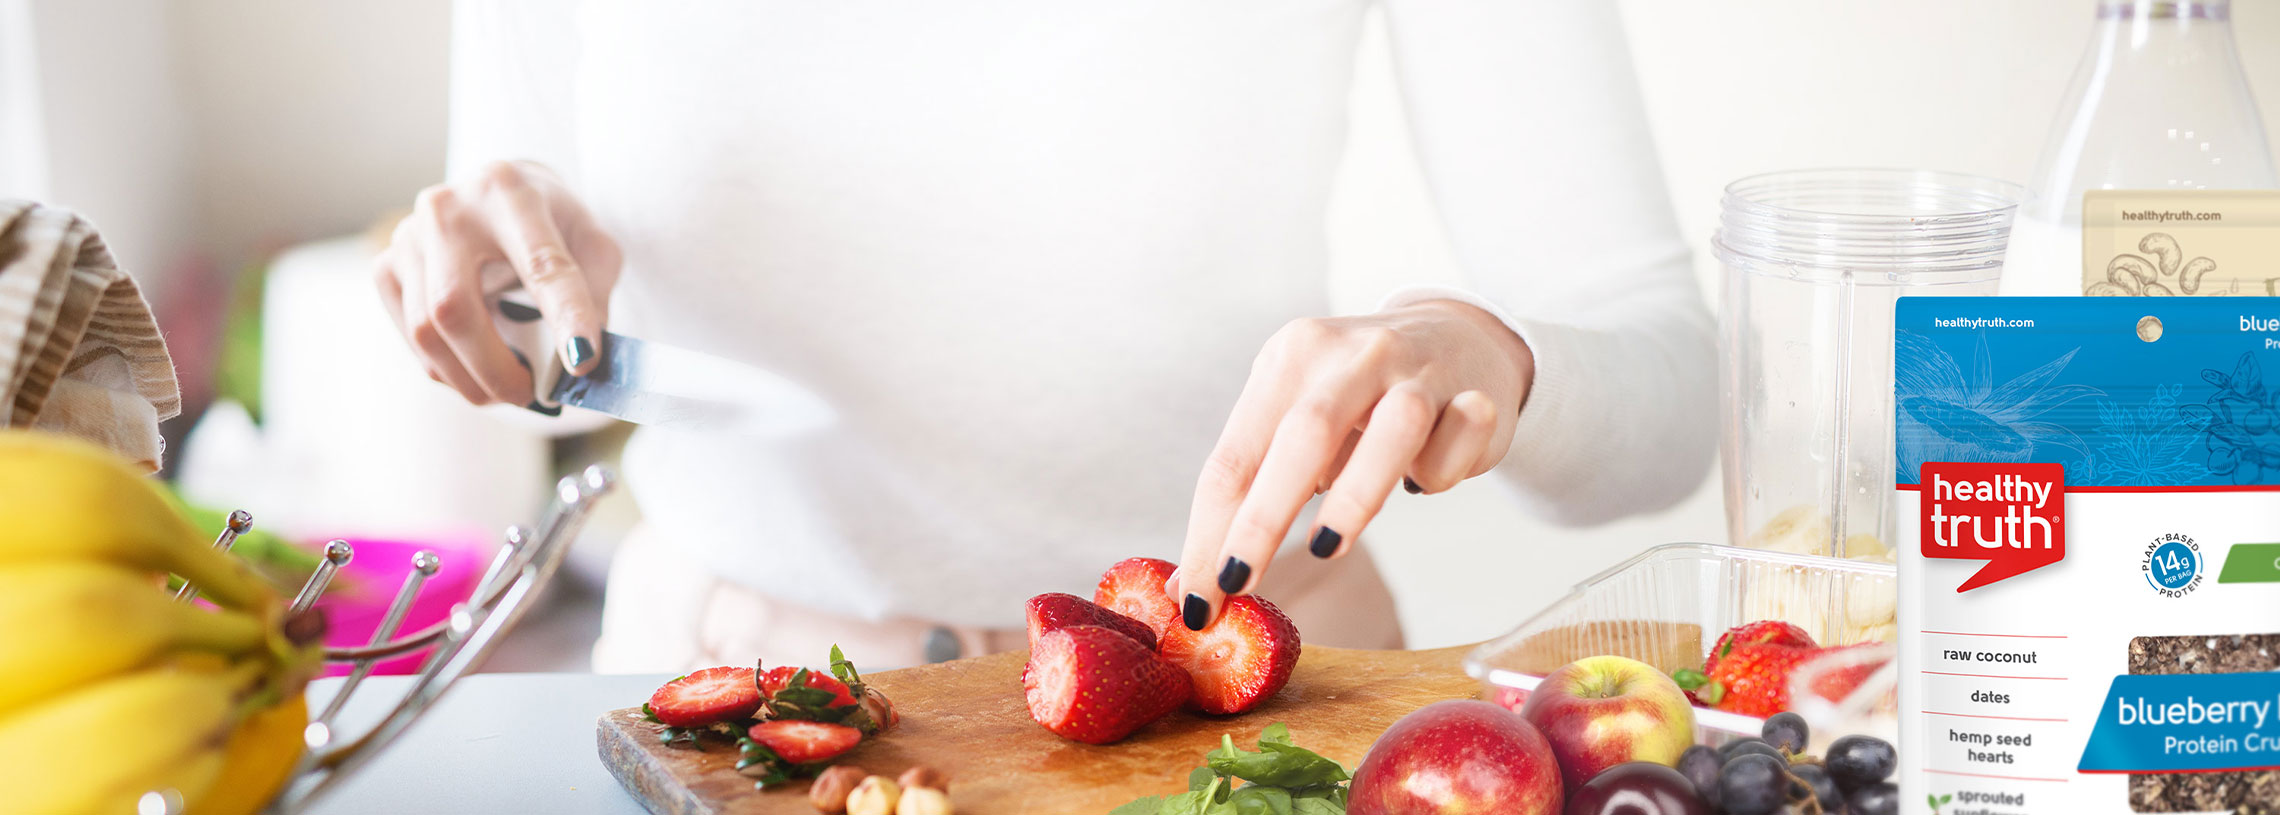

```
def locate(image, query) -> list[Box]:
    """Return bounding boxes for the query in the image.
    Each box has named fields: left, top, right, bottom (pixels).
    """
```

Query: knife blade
left=494, top=298, right=834, bottom=435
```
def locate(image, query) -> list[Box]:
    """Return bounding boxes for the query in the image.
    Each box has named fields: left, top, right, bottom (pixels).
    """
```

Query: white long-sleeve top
left=448, top=0, right=1714, bottom=628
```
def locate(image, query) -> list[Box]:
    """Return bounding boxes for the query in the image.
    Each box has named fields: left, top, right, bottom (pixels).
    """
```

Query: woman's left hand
left=1170, top=299, right=1535, bottom=631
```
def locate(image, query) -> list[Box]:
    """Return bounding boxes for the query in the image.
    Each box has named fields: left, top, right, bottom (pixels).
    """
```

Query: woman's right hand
left=373, top=160, right=622, bottom=405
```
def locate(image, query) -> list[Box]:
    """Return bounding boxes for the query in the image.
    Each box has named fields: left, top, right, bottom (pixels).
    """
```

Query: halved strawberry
left=1706, top=620, right=1816, bottom=673
left=1155, top=595, right=1300, bottom=715
left=646, top=666, right=761, bottom=727
left=759, top=666, right=859, bottom=709
left=1028, top=592, right=1157, bottom=649
left=1094, top=557, right=1181, bottom=640
left=746, top=719, right=863, bottom=764
left=1024, top=625, right=1192, bottom=744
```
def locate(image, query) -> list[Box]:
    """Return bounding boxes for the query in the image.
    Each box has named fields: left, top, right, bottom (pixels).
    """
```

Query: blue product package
left=1894, top=297, right=2280, bottom=814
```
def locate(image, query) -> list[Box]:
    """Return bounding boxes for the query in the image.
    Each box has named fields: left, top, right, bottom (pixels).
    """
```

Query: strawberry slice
left=1028, top=592, right=1157, bottom=649
left=1155, top=595, right=1300, bottom=715
left=1706, top=620, right=1816, bottom=672
left=759, top=666, right=859, bottom=709
left=646, top=666, right=762, bottom=727
left=746, top=719, right=863, bottom=764
left=1024, top=625, right=1192, bottom=744
left=1805, top=642, right=1888, bottom=703
left=1094, top=557, right=1181, bottom=641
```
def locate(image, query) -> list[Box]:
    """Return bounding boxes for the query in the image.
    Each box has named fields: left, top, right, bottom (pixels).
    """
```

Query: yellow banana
left=0, top=561, right=271, bottom=718
left=0, top=659, right=263, bottom=814
left=185, top=694, right=308, bottom=815
left=96, top=746, right=226, bottom=815
left=0, top=431, right=275, bottom=610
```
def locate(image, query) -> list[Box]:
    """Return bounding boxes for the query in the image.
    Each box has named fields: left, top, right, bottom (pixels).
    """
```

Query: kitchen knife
left=493, top=297, right=834, bottom=435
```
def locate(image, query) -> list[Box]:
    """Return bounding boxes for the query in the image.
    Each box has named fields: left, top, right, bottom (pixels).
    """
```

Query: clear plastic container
left=1716, top=169, right=2025, bottom=563
left=1788, top=642, right=1898, bottom=755
left=1464, top=543, right=1897, bottom=743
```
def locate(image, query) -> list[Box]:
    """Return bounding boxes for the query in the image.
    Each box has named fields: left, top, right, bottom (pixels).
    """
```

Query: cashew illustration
left=2107, top=255, right=2159, bottom=293
left=2178, top=256, right=2217, bottom=295
left=2138, top=233, right=2181, bottom=278
left=2085, top=281, right=2132, bottom=297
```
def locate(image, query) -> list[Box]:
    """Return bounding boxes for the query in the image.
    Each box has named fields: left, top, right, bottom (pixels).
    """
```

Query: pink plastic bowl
left=312, top=533, right=488, bottom=677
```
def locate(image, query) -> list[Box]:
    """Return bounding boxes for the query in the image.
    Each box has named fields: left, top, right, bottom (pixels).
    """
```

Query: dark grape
left=1847, top=781, right=1900, bottom=815
left=1722, top=737, right=1784, bottom=763
left=1675, top=744, right=1724, bottom=805
left=1564, top=761, right=1711, bottom=815
left=1761, top=712, right=1809, bottom=754
left=1716, top=753, right=1788, bottom=815
left=1789, top=763, right=1842, bottom=810
left=1825, top=735, right=1897, bottom=791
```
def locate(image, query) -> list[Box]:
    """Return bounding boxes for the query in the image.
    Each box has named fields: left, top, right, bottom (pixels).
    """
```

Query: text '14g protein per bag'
left=1896, top=297, right=2280, bottom=815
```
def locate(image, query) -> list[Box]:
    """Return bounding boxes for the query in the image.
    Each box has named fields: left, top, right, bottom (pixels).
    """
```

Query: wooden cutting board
left=597, top=645, right=1479, bottom=815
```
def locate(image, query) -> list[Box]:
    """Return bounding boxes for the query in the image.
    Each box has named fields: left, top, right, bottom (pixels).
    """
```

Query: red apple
left=1517, top=655, right=1697, bottom=794
left=1349, top=699, right=1563, bottom=815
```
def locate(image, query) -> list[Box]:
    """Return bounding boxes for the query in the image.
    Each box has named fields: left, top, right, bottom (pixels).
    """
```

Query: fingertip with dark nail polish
left=1309, top=526, right=1343, bottom=558
left=1216, top=557, right=1251, bottom=595
left=1182, top=593, right=1210, bottom=631
left=1403, top=477, right=1424, bottom=495
left=565, top=335, right=595, bottom=370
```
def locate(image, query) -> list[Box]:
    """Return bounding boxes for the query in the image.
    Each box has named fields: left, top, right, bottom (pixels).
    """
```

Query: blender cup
left=1715, top=169, right=2024, bottom=643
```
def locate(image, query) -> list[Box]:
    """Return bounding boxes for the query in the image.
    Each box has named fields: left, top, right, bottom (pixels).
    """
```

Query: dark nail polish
left=1403, top=477, right=1424, bottom=495
left=1309, top=526, right=1343, bottom=558
left=565, top=335, right=595, bottom=370
left=1216, top=557, right=1252, bottom=595
left=1182, top=593, right=1210, bottom=631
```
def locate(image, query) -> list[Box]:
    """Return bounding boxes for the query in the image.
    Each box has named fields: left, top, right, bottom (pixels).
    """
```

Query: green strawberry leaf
left=640, top=702, right=662, bottom=724
left=1697, top=681, right=1726, bottom=706
left=1671, top=668, right=1708, bottom=690
left=828, top=644, right=869, bottom=695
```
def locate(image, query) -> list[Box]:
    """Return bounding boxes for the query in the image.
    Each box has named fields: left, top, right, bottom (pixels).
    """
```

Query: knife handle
left=493, top=296, right=567, bottom=416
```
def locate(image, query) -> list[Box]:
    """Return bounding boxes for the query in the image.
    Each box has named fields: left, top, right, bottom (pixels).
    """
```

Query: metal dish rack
left=139, top=464, right=616, bottom=815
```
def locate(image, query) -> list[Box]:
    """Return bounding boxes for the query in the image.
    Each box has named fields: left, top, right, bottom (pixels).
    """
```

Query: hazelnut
left=861, top=687, right=900, bottom=731
left=896, top=765, right=948, bottom=792
left=808, top=765, right=867, bottom=814
left=845, top=775, right=902, bottom=815
left=896, top=786, right=953, bottom=815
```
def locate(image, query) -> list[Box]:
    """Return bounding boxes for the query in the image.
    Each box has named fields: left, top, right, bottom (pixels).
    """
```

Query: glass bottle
left=2002, top=0, right=2278, bottom=296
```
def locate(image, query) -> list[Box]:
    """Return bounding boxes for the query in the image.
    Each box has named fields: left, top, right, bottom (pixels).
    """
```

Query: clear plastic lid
left=1465, top=543, right=1896, bottom=741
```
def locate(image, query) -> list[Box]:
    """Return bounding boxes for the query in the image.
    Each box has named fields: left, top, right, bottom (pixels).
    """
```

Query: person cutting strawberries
left=373, top=0, right=1713, bottom=671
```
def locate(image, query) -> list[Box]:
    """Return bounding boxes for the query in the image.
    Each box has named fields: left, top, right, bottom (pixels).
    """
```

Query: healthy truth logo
left=1920, top=462, right=2067, bottom=591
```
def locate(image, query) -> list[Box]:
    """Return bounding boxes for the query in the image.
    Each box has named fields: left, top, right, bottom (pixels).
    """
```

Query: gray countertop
left=301, top=672, right=669, bottom=815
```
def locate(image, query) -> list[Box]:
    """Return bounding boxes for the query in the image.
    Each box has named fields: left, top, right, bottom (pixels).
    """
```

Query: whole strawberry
left=1697, top=643, right=1817, bottom=718
left=1024, top=625, right=1192, bottom=744
left=1706, top=621, right=1816, bottom=673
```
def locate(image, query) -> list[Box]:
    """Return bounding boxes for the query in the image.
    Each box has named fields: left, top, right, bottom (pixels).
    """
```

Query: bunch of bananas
left=0, top=431, right=326, bottom=814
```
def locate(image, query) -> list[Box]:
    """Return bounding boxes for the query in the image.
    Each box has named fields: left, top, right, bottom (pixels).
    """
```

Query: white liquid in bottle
left=2001, top=0, right=2276, bottom=296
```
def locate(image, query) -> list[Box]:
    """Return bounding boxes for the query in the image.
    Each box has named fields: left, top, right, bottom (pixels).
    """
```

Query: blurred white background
left=2, top=0, right=2274, bottom=654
